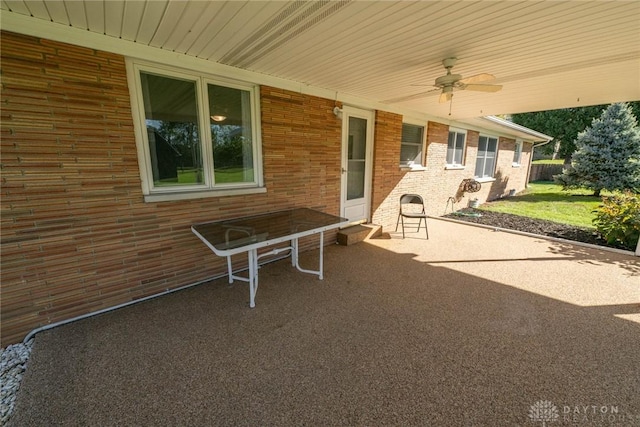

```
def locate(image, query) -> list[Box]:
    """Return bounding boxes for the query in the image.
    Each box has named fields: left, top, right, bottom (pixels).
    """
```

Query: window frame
left=127, top=60, right=264, bottom=202
left=475, top=134, right=499, bottom=180
left=512, top=139, right=523, bottom=167
left=399, top=120, right=426, bottom=169
left=446, top=128, right=467, bottom=169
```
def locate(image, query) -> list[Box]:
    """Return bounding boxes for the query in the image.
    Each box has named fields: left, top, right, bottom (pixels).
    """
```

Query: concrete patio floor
left=9, top=219, right=640, bottom=426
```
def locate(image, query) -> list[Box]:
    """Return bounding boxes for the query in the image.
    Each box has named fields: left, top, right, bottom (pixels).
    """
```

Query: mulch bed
left=443, top=208, right=629, bottom=251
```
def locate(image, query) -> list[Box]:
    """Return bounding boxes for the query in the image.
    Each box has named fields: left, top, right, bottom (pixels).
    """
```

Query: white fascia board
left=451, top=116, right=553, bottom=144
left=1, top=11, right=440, bottom=124
left=480, top=116, right=553, bottom=143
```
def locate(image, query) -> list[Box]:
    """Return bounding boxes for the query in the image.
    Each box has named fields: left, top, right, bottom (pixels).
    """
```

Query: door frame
left=340, top=106, right=375, bottom=223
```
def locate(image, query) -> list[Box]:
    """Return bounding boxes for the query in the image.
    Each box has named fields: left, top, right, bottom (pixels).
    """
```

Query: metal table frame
left=191, top=208, right=349, bottom=308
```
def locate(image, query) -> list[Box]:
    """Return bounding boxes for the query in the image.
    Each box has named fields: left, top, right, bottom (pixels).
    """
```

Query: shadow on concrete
left=546, top=240, right=640, bottom=277
left=10, top=238, right=640, bottom=426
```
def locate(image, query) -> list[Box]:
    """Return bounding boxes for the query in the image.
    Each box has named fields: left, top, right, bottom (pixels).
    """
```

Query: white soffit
left=1, top=0, right=639, bottom=121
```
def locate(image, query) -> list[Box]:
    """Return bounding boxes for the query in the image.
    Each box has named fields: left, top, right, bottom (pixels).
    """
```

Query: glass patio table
left=191, top=208, right=349, bottom=308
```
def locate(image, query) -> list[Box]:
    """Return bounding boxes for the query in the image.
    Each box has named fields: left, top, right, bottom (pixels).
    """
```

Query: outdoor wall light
left=333, top=106, right=343, bottom=119
left=211, top=115, right=227, bottom=122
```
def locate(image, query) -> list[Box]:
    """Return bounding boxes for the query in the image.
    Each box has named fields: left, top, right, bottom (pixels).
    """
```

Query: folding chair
left=395, top=194, right=429, bottom=239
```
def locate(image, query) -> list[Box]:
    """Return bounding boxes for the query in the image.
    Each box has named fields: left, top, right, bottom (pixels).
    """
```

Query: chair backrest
left=399, top=194, right=425, bottom=213
left=400, top=194, right=424, bottom=205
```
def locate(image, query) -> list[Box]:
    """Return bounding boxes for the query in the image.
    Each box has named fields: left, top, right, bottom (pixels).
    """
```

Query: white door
left=340, top=107, right=374, bottom=222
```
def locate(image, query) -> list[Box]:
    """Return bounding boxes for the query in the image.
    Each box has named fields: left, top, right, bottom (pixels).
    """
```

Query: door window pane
left=347, top=117, right=367, bottom=200
left=347, top=160, right=365, bottom=199
left=208, top=84, right=255, bottom=184
left=141, top=72, right=203, bottom=187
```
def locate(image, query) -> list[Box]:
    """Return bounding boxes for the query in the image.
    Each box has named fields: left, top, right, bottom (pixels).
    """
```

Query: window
left=513, top=139, right=523, bottom=166
left=475, top=135, right=498, bottom=179
left=400, top=123, right=424, bottom=167
left=447, top=129, right=466, bottom=167
left=130, top=63, right=262, bottom=200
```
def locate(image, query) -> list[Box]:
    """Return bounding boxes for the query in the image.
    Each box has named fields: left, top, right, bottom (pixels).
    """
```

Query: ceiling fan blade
left=459, top=73, right=495, bottom=84
left=462, top=84, right=503, bottom=92
left=439, top=92, right=452, bottom=104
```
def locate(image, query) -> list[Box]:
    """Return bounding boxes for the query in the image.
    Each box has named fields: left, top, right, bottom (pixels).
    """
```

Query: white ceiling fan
left=432, top=57, right=502, bottom=103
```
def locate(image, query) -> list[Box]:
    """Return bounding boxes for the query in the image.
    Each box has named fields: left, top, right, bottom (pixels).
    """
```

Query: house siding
left=370, top=118, right=532, bottom=230
left=1, top=31, right=533, bottom=346
left=0, top=32, right=342, bottom=346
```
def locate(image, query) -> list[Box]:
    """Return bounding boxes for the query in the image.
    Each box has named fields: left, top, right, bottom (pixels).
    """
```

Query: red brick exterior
left=0, top=31, right=532, bottom=345
left=0, top=32, right=342, bottom=345
left=371, top=118, right=532, bottom=229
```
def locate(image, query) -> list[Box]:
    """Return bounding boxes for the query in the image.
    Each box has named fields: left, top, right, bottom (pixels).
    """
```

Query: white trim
left=475, top=177, right=496, bottom=183
left=475, top=134, right=499, bottom=179
left=513, top=139, right=524, bottom=166
left=401, top=165, right=427, bottom=172
left=2, top=12, right=556, bottom=146
left=144, top=187, right=267, bottom=203
left=126, top=59, right=263, bottom=200
left=1, top=12, right=447, bottom=126
left=481, top=116, right=553, bottom=142
left=456, top=117, right=553, bottom=145
left=340, top=106, right=375, bottom=222
left=446, top=127, right=467, bottom=168
left=125, top=59, right=152, bottom=195
left=400, top=119, right=427, bottom=167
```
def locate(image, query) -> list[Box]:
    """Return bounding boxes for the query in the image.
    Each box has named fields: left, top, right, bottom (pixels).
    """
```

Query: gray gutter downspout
left=526, top=137, right=554, bottom=187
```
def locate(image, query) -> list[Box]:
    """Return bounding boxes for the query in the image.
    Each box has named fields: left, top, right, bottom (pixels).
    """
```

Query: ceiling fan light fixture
left=211, top=115, right=227, bottom=122
left=432, top=58, right=502, bottom=103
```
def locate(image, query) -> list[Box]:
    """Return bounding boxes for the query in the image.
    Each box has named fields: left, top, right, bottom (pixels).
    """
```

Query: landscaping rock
left=1, top=339, right=34, bottom=425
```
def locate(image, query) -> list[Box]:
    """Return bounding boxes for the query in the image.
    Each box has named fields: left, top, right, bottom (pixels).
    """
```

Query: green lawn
left=479, top=181, right=606, bottom=229
left=215, top=167, right=253, bottom=183
left=155, top=167, right=253, bottom=186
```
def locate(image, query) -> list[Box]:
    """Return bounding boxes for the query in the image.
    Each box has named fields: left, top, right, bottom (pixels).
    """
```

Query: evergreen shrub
left=593, top=192, right=640, bottom=250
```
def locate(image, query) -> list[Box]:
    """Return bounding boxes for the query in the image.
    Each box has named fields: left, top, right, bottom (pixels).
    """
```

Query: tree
left=510, top=102, right=640, bottom=161
left=555, top=102, right=640, bottom=196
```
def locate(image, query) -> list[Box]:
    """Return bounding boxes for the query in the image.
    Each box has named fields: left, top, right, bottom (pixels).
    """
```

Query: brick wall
left=370, top=117, right=533, bottom=229
left=371, top=111, right=407, bottom=227
left=0, top=31, right=534, bottom=345
left=0, top=32, right=342, bottom=346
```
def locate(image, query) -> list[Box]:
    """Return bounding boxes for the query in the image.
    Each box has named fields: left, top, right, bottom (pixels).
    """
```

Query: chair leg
left=425, top=218, right=429, bottom=239
left=401, top=216, right=405, bottom=238
left=395, top=214, right=400, bottom=232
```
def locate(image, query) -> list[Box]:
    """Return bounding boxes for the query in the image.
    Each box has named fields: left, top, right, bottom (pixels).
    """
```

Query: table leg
left=292, top=231, right=324, bottom=280
left=248, top=249, right=258, bottom=308
left=227, top=256, right=234, bottom=284
left=291, top=238, right=298, bottom=267
left=318, top=231, right=324, bottom=280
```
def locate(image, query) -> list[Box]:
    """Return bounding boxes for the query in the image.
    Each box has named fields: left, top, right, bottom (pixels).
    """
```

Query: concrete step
left=336, top=224, right=382, bottom=246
